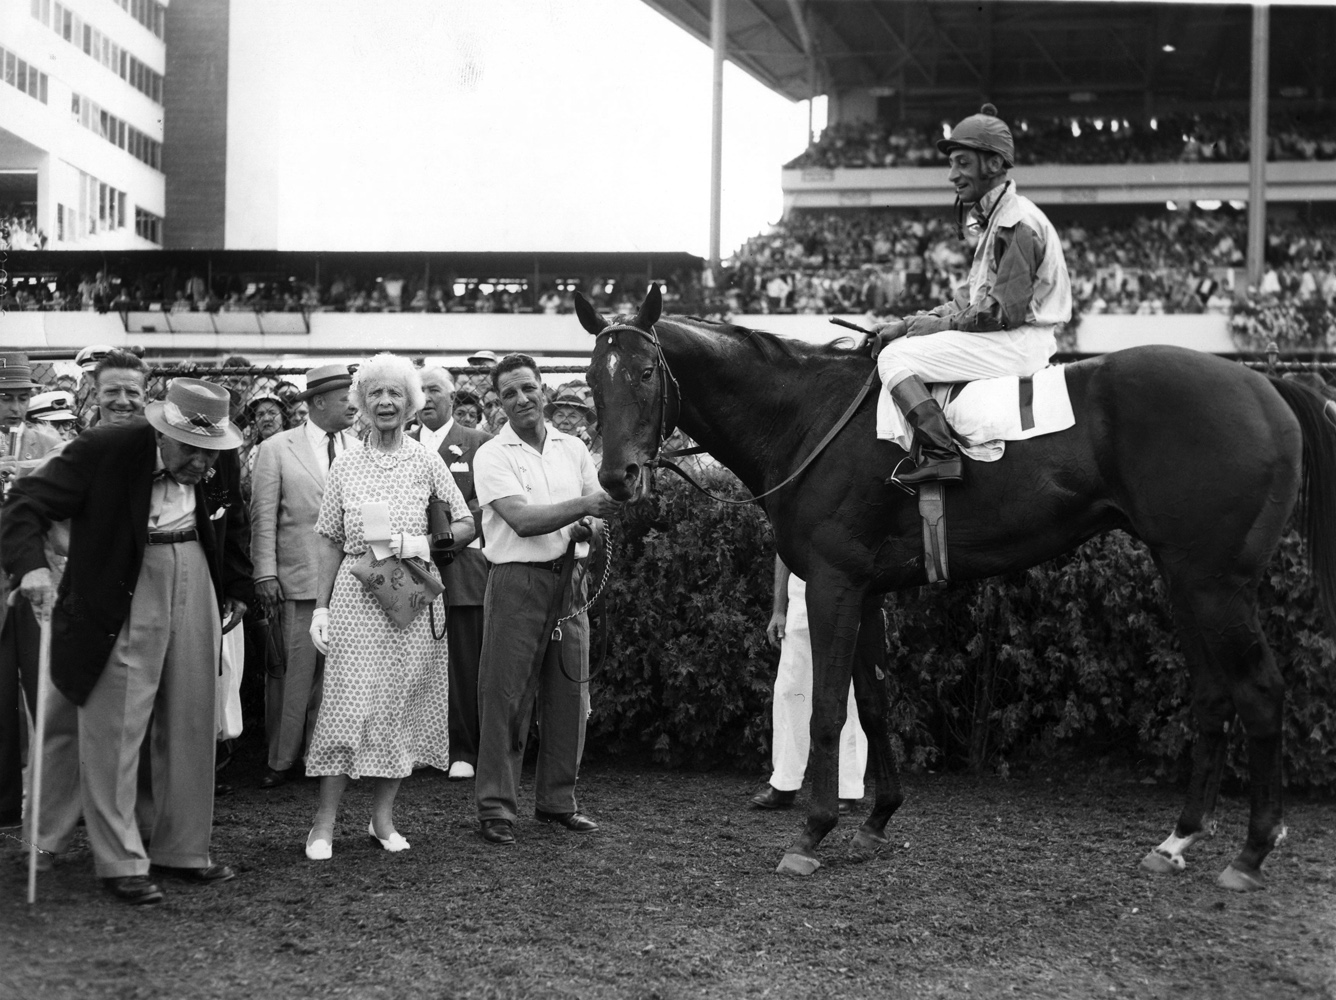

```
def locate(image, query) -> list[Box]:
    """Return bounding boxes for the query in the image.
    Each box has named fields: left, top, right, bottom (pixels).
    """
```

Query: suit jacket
left=0, top=421, right=252, bottom=705
left=413, top=421, right=492, bottom=607
left=249, top=426, right=357, bottom=600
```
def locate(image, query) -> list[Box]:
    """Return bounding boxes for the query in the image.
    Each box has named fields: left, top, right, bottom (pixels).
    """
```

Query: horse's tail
left=1269, top=375, right=1336, bottom=630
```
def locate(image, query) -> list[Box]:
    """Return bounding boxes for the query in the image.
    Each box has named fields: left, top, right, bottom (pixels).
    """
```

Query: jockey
left=871, top=104, right=1072, bottom=485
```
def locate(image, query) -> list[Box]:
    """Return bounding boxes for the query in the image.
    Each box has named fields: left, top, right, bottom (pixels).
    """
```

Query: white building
left=0, top=0, right=167, bottom=249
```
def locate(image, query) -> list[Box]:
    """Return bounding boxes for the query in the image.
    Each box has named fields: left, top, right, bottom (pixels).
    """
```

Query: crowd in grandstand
left=786, top=109, right=1336, bottom=170
left=0, top=205, right=47, bottom=251
left=717, top=206, right=1336, bottom=352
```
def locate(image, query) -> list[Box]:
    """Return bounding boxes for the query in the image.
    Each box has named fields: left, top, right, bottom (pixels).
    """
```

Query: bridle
left=597, top=321, right=880, bottom=507
left=597, top=322, right=681, bottom=467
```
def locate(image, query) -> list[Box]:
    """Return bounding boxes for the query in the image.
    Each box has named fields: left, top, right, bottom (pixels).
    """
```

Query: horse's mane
left=652, top=314, right=869, bottom=365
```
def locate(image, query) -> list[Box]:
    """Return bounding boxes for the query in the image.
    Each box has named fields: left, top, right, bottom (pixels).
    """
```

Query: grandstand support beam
left=1246, top=3, right=1269, bottom=290
left=709, top=0, right=725, bottom=275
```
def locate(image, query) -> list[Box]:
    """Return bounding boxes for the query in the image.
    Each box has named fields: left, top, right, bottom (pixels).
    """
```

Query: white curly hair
left=350, top=353, right=425, bottom=424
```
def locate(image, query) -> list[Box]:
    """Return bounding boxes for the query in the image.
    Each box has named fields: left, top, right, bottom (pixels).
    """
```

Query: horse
left=575, top=284, right=1336, bottom=891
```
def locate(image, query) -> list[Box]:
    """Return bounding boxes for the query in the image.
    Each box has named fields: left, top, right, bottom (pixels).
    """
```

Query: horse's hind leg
left=849, top=597, right=904, bottom=858
left=1144, top=577, right=1286, bottom=890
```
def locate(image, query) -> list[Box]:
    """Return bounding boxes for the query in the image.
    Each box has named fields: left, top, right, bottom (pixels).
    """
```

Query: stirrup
left=887, top=456, right=963, bottom=488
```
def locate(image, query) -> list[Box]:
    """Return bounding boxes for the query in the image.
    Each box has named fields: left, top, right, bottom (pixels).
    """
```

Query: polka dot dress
left=306, top=437, right=467, bottom=779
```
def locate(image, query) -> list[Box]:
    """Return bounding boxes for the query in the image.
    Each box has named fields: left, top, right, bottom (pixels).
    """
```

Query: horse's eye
left=641, top=367, right=655, bottom=382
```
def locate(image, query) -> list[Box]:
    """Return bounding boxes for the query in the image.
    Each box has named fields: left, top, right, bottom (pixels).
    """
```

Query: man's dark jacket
left=0, top=421, right=251, bottom=705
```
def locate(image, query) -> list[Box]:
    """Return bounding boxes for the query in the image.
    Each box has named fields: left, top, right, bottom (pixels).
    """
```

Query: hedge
left=589, top=471, right=1336, bottom=790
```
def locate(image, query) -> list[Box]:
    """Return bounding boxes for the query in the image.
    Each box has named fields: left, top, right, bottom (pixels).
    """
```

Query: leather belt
left=513, top=558, right=565, bottom=573
left=147, top=528, right=198, bottom=545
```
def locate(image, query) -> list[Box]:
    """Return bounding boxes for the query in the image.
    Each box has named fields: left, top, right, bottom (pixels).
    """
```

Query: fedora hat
left=296, top=363, right=354, bottom=401
left=467, top=350, right=498, bottom=367
left=28, top=390, right=75, bottom=422
left=146, top=378, right=244, bottom=450
left=0, top=352, right=42, bottom=392
left=544, top=383, right=596, bottom=421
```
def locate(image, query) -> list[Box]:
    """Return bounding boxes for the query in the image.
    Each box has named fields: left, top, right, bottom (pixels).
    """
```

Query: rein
left=603, top=322, right=879, bottom=507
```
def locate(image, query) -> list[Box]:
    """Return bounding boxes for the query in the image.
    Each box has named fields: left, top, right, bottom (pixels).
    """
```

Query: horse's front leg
left=776, top=579, right=863, bottom=877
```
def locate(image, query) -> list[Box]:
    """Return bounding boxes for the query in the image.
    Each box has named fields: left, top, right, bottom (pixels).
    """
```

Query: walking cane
left=26, top=605, right=52, bottom=905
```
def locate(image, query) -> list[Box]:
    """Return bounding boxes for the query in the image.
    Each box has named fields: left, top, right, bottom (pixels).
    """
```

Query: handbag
left=347, top=550, right=444, bottom=629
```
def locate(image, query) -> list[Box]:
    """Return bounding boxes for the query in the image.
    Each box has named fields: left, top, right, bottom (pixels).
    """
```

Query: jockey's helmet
left=938, top=103, right=1015, bottom=169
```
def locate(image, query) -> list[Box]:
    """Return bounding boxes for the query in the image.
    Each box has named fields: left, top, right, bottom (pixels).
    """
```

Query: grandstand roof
left=641, top=1, right=1335, bottom=118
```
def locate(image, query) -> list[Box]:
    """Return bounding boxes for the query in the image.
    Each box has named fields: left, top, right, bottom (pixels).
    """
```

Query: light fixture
left=1162, top=44, right=1176, bottom=53
left=1196, top=200, right=1222, bottom=211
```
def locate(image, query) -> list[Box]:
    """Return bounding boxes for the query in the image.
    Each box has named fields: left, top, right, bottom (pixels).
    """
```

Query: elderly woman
left=303, top=354, right=474, bottom=859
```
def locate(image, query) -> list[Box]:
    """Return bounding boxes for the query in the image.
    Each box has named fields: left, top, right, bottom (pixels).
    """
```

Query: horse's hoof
left=851, top=828, right=889, bottom=855
left=1217, top=864, right=1266, bottom=892
left=776, top=852, right=821, bottom=877
left=1140, top=850, right=1185, bottom=874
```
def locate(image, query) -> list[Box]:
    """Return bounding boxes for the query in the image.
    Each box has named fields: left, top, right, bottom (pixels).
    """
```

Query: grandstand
left=1, top=2, right=1333, bottom=361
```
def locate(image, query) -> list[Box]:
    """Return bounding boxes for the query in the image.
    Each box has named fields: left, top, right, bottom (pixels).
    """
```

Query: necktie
left=326, top=432, right=337, bottom=469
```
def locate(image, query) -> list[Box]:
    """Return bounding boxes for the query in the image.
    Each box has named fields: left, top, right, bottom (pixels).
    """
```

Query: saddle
left=882, top=366, right=1075, bottom=584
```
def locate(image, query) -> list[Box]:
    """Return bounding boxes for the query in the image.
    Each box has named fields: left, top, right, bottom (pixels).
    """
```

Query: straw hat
left=544, top=383, right=596, bottom=421
left=145, top=378, right=244, bottom=450
left=467, top=350, right=498, bottom=367
left=296, top=363, right=354, bottom=401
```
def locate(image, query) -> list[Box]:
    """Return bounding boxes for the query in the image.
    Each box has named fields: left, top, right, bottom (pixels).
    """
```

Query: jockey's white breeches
left=877, top=324, right=1058, bottom=389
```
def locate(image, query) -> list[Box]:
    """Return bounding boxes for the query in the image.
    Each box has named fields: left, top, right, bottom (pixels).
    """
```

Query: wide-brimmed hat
left=0, top=352, right=42, bottom=392
left=28, top=390, right=75, bottom=422
left=296, top=363, right=354, bottom=401
left=467, top=350, right=498, bottom=367
left=544, top=383, right=596, bottom=421
left=146, top=378, right=244, bottom=450
left=74, top=345, right=114, bottom=373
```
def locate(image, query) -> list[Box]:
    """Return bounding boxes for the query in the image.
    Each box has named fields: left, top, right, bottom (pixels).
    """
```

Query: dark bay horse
left=576, top=285, right=1336, bottom=890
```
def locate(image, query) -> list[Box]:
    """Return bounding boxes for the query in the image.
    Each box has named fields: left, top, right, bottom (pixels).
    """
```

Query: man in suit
left=250, top=364, right=358, bottom=788
left=413, top=366, right=492, bottom=780
left=0, top=352, right=65, bottom=827
left=2, top=378, right=251, bottom=905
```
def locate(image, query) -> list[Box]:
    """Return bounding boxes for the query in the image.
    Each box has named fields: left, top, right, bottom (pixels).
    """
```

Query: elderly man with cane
left=2, top=378, right=251, bottom=905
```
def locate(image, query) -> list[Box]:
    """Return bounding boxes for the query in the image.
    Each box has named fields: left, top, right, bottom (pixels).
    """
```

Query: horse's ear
left=635, top=283, right=663, bottom=330
left=574, top=291, right=608, bottom=335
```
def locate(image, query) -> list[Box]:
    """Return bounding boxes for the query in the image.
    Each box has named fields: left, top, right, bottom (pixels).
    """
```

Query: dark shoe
left=750, top=785, right=797, bottom=810
left=214, top=782, right=233, bottom=798
left=479, top=819, right=515, bottom=845
left=535, top=810, right=599, bottom=832
left=888, top=375, right=963, bottom=485
left=838, top=798, right=862, bottom=815
left=103, top=875, right=164, bottom=905
left=150, top=863, right=236, bottom=884
left=258, top=768, right=288, bottom=789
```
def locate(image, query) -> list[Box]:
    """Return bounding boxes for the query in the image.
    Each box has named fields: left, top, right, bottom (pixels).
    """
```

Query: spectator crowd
left=786, top=108, right=1336, bottom=170
left=719, top=206, right=1336, bottom=353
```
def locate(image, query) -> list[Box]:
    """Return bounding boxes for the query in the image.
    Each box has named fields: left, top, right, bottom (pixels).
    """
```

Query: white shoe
left=305, top=828, right=332, bottom=861
left=368, top=821, right=410, bottom=852
left=448, top=761, right=475, bottom=780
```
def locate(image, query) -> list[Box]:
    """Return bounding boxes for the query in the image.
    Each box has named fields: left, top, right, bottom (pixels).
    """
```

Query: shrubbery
left=591, top=472, right=1336, bottom=790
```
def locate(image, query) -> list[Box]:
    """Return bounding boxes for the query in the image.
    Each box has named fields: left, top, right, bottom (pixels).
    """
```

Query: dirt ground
left=3, top=750, right=1335, bottom=1000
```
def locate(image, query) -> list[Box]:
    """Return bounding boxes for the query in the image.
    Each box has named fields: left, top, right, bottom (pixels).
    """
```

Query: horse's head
left=576, top=284, right=673, bottom=502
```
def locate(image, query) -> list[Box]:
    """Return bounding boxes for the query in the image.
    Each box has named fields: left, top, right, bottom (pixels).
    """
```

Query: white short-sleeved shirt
left=474, top=422, right=599, bottom=564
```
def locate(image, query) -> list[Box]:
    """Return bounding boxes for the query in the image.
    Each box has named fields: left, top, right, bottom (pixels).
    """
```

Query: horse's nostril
left=625, top=463, right=640, bottom=484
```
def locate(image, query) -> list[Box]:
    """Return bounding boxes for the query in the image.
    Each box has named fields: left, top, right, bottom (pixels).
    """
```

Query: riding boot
left=887, top=376, right=963, bottom=485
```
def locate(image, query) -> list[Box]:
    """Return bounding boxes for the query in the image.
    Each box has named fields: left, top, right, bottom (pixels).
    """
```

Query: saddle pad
left=876, top=364, right=1074, bottom=463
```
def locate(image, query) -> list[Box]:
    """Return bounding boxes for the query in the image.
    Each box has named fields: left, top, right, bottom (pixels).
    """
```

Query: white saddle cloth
left=876, top=364, right=1075, bottom=463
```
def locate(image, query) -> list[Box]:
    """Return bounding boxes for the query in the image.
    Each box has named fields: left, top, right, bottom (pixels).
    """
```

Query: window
left=135, top=207, right=162, bottom=245
left=0, top=46, right=46, bottom=104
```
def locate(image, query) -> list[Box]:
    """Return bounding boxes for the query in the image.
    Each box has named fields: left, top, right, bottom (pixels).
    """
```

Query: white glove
left=310, top=607, right=330, bottom=655
left=389, top=532, right=431, bottom=561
